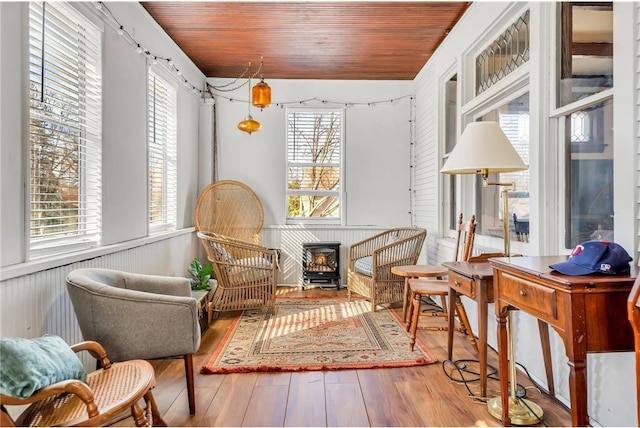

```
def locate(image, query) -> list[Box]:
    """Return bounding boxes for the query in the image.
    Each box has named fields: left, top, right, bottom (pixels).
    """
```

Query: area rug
left=201, top=298, right=437, bottom=374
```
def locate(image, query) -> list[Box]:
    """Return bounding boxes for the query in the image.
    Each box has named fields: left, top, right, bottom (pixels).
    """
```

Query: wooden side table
left=443, top=256, right=555, bottom=400
left=391, top=264, right=449, bottom=323
left=491, top=256, right=635, bottom=426
left=442, top=260, right=494, bottom=398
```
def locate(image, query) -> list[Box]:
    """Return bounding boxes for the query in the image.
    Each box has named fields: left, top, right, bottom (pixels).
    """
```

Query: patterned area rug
left=201, top=298, right=437, bottom=374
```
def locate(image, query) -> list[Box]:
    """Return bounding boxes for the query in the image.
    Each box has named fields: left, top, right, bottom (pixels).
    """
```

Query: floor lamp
left=441, top=121, right=543, bottom=425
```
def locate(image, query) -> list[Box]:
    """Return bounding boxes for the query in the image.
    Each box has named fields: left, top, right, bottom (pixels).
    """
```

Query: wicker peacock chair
left=194, top=180, right=264, bottom=244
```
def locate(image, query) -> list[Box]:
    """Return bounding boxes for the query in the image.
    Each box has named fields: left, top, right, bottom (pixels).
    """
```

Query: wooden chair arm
left=70, top=341, right=111, bottom=370
left=1, top=379, right=98, bottom=418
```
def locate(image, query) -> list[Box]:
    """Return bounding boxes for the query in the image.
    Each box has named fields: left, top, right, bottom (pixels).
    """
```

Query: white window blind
left=148, top=70, right=177, bottom=231
left=28, top=2, right=102, bottom=257
left=286, top=109, right=342, bottom=222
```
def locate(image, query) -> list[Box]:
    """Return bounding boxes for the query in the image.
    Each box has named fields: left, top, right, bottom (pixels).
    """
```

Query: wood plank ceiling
left=140, top=2, right=471, bottom=80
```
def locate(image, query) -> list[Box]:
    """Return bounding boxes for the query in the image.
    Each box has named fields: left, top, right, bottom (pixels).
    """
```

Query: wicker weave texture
left=347, top=228, right=427, bottom=312
left=197, top=232, right=277, bottom=314
left=2, top=341, right=164, bottom=427
left=194, top=180, right=264, bottom=244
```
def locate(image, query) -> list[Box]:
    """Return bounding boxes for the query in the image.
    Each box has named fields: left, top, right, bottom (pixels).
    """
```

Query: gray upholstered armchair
left=65, top=268, right=201, bottom=415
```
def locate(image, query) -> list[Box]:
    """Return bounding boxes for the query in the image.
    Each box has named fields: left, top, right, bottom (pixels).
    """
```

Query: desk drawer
left=500, top=273, right=557, bottom=320
left=449, top=271, right=475, bottom=299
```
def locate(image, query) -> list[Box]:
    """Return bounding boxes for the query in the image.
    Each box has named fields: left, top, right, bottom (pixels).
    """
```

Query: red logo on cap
left=570, top=244, right=584, bottom=257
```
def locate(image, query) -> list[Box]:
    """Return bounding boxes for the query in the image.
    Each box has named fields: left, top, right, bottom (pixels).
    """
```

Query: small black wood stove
left=302, top=241, right=341, bottom=289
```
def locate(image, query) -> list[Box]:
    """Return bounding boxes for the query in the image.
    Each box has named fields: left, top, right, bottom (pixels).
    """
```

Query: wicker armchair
left=0, top=340, right=166, bottom=427
left=197, top=231, right=278, bottom=315
left=347, top=227, right=427, bottom=312
left=195, top=180, right=264, bottom=244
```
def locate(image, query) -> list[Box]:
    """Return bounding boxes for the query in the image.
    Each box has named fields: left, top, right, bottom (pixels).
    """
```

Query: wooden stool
left=391, top=264, right=449, bottom=324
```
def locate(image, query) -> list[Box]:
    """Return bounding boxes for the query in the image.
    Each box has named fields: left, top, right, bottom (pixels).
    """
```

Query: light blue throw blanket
left=0, top=335, right=87, bottom=398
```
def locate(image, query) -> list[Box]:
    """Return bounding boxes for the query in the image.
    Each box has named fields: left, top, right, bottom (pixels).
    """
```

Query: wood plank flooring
left=116, top=287, right=572, bottom=427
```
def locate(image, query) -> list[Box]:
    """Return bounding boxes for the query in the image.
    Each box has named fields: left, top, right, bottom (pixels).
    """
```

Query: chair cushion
left=354, top=256, right=373, bottom=276
left=228, top=257, right=274, bottom=284
left=209, top=242, right=234, bottom=263
left=0, top=335, right=87, bottom=398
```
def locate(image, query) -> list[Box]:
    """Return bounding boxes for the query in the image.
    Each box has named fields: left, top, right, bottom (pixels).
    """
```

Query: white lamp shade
left=441, top=121, right=527, bottom=174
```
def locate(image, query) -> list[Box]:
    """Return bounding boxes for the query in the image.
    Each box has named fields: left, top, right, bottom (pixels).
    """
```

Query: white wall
left=207, top=79, right=415, bottom=228
left=413, top=2, right=639, bottom=426
left=0, top=1, right=205, bottom=361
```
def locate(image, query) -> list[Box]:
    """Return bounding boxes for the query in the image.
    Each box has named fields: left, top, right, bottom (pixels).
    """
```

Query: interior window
left=443, top=74, right=458, bottom=231
left=564, top=99, right=613, bottom=247
left=475, top=92, right=530, bottom=243
left=558, top=2, right=613, bottom=106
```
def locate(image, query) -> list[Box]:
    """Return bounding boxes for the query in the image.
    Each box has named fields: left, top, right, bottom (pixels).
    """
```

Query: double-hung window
left=286, top=108, right=343, bottom=223
left=147, top=70, right=177, bottom=232
left=556, top=2, right=614, bottom=248
left=28, top=2, right=102, bottom=258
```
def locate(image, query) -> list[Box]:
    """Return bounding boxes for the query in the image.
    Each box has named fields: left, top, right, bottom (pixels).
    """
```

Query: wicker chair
left=197, top=231, right=278, bottom=315
left=347, top=227, right=427, bottom=312
left=0, top=340, right=166, bottom=427
left=194, top=180, right=264, bottom=244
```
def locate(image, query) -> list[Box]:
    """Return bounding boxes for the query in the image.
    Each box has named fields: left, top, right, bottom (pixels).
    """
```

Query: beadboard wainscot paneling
left=0, top=230, right=201, bottom=369
left=413, top=66, right=440, bottom=266
left=261, top=225, right=416, bottom=287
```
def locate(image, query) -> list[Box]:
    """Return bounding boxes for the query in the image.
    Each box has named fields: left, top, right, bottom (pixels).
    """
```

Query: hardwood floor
left=117, top=287, right=572, bottom=427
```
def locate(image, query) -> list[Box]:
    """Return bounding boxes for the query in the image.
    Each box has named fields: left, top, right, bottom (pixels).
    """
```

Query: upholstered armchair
left=65, top=268, right=201, bottom=415
left=348, top=227, right=427, bottom=312
left=197, top=231, right=278, bottom=315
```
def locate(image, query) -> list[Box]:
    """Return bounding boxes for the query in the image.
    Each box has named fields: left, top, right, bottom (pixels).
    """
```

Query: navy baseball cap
left=550, top=240, right=632, bottom=276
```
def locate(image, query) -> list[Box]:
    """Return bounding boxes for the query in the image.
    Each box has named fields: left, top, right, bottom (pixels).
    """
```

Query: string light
left=94, top=2, right=204, bottom=96
left=93, top=1, right=412, bottom=107
left=206, top=92, right=413, bottom=108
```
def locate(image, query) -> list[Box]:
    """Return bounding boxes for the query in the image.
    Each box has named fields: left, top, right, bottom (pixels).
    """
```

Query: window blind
left=28, top=1, right=102, bottom=256
left=148, top=70, right=177, bottom=231
left=286, top=109, right=342, bottom=221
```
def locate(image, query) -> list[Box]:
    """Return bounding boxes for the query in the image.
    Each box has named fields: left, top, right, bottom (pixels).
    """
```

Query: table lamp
left=441, top=121, right=542, bottom=425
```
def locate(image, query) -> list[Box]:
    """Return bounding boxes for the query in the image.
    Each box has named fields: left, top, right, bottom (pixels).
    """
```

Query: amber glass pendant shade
left=252, top=79, right=271, bottom=108
left=237, top=115, right=261, bottom=134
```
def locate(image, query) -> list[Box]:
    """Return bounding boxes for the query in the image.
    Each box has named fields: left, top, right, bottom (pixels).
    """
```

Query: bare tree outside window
left=28, top=1, right=102, bottom=256
left=286, top=109, right=342, bottom=220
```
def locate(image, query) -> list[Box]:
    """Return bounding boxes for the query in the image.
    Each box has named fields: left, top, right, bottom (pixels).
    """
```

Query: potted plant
left=188, top=258, right=213, bottom=290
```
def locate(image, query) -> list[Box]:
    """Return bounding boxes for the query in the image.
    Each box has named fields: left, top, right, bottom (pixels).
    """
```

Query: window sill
left=0, top=228, right=195, bottom=282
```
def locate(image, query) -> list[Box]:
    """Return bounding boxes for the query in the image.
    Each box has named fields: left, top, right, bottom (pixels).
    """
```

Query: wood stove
left=302, top=242, right=341, bottom=289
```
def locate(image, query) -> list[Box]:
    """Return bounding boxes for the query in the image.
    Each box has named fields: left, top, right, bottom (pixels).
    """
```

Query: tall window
left=443, top=75, right=458, bottom=231
left=475, top=92, right=530, bottom=242
left=286, top=109, right=343, bottom=223
left=28, top=2, right=102, bottom=257
left=557, top=3, right=614, bottom=248
left=148, top=71, right=177, bottom=231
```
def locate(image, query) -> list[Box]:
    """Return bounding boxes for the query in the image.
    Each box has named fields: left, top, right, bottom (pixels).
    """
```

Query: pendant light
left=251, top=56, right=271, bottom=109
left=237, top=76, right=261, bottom=135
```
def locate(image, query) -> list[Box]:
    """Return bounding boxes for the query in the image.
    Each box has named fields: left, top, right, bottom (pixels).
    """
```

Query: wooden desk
left=491, top=256, right=635, bottom=427
left=442, top=260, right=494, bottom=398
left=391, top=264, right=449, bottom=323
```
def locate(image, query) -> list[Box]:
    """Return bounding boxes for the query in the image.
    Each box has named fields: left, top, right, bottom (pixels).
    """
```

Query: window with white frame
left=28, top=2, right=102, bottom=257
left=556, top=2, right=614, bottom=248
left=443, top=74, right=459, bottom=232
left=286, top=109, right=343, bottom=223
left=475, top=92, right=530, bottom=243
left=148, top=70, right=177, bottom=231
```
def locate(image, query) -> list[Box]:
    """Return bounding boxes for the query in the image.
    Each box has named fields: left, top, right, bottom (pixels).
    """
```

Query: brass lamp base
left=487, top=396, right=543, bottom=426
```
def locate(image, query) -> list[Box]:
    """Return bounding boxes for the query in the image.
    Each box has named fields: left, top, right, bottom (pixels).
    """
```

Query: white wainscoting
left=0, top=231, right=199, bottom=368
left=261, top=225, right=401, bottom=287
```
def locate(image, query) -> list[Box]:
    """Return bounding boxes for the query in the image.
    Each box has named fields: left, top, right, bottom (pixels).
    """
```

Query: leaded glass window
left=476, top=10, right=530, bottom=95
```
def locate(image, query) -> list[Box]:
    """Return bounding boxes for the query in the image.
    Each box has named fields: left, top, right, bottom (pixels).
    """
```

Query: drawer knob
left=454, top=281, right=461, bottom=286
left=520, top=289, right=527, bottom=297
